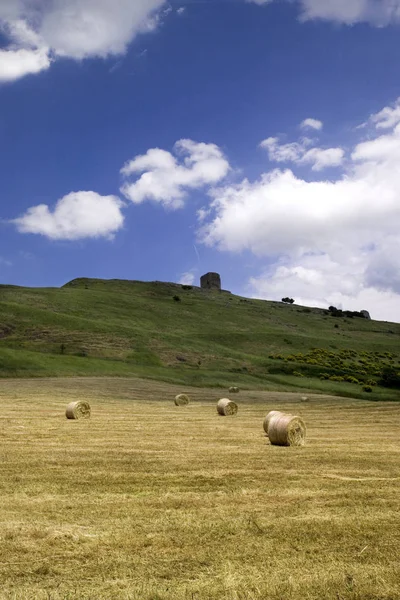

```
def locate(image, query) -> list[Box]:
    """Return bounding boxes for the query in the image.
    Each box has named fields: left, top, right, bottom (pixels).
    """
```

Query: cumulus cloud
left=260, top=136, right=344, bottom=171
left=301, top=147, right=345, bottom=171
left=14, top=191, right=124, bottom=240
left=248, top=253, right=400, bottom=322
left=364, top=238, right=400, bottom=295
left=0, top=47, right=51, bottom=82
left=120, top=139, right=230, bottom=209
left=3, top=1, right=400, bottom=84
left=179, top=271, right=196, bottom=285
left=200, top=98, right=400, bottom=322
left=0, top=0, right=166, bottom=82
left=369, top=98, right=400, bottom=130
left=260, top=138, right=305, bottom=163
left=300, top=118, right=323, bottom=131
left=0, top=17, right=51, bottom=82
left=39, top=0, right=165, bottom=59
left=247, top=0, right=400, bottom=26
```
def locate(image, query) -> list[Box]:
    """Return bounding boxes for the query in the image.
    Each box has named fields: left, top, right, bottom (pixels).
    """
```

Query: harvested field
left=0, top=377, right=399, bottom=600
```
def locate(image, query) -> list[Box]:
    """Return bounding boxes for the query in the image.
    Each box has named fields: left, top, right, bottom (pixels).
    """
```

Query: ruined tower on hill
left=200, top=272, right=221, bottom=291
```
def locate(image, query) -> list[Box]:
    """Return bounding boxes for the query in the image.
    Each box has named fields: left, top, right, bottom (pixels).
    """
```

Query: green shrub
left=379, top=367, right=400, bottom=389
left=293, top=371, right=305, bottom=377
left=344, top=375, right=360, bottom=384
left=362, top=385, right=373, bottom=393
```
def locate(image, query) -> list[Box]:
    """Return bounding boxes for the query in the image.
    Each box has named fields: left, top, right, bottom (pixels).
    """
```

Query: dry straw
left=65, top=401, right=91, bottom=420
left=217, top=398, right=238, bottom=416
left=174, top=393, right=190, bottom=406
left=263, top=410, right=284, bottom=435
left=268, top=413, right=306, bottom=447
left=229, top=386, right=240, bottom=393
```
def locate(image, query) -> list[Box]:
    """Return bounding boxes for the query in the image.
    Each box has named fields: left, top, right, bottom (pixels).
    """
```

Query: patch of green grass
left=0, top=278, right=399, bottom=400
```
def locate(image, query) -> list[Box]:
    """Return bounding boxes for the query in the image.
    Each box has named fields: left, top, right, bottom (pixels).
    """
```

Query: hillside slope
left=0, top=278, right=399, bottom=399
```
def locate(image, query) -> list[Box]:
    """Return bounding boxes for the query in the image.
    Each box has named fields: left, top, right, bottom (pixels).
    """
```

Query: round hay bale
left=263, top=410, right=284, bottom=435
left=174, top=393, right=190, bottom=406
left=217, top=398, right=238, bottom=416
left=229, top=386, right=240, bottom=393
left=268, top=413, right=306, bottom=447
left=65, top=401, right=91, bottom=420
left=301, top=396, right=309, bottom=403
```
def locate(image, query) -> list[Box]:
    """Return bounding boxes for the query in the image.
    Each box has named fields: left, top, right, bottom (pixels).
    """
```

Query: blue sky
left=1, top=0, right=400, bottom=322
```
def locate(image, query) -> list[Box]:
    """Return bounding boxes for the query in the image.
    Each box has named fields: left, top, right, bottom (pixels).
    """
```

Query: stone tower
left=200, top=272, right=221, bottom=291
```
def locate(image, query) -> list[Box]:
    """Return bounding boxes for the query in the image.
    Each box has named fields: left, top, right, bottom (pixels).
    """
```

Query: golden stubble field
left=0, top=377, right=399, bottom=600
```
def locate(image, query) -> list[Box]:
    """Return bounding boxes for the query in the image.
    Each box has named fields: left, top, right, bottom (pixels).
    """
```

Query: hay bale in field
left=301, top=396, right=309, bottom=402
left=65, top=401, right=91, bottom=420
left=229, top=386, right=240, bottom=393
left=174, top=393, right=190, bottom=406
left=268, top=413, right=306, bottom=447
left=263, top=410, right=284, bottom=435
left=217, top=398, right=238, bottom=416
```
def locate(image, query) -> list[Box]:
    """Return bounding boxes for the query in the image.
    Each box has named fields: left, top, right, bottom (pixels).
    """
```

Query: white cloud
left=369, top=98, right=400, bottom=130
left=300, top=118, right=323, bottom=131
left=297, top=0, right=372, bottom=23
left=250, top=253, right=365, bottom=307
left=301, top=147, right=345, bottom=171
left=7, top=19, right=45, bottom=48
left=197, top=207, right=211, bottom=223
left=200, top=98, right=400, bottom=322
left=14, top=191, right=124, bottom=240
left=247, top=0, right=400, bottom=26
left=0, top=47, right=51, bottom=82
left=249, top=253, right=400, bottom=322
left=261, top=136, right=344, bottom=171
left=364, top=238, right=400, bottom=295
left=179, top=271, right=196, bottom=285
left=0, top=17, right=51, bottom=82
left=120, top=139, right=230, bottom=209
left=0, top=0, right=167, bottom=82
left=3, top=0, right=400, bottom=85
left=39, top=0, right=165, bottom=59
left=260, top=137, right=305, bottom=163
left=298, top=0, right=400, bottom=25
left=0, top=2, right=20, bottom=22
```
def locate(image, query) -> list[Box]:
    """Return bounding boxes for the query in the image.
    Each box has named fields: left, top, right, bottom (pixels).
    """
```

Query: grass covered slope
left=0, top=277, right=399, bottom=398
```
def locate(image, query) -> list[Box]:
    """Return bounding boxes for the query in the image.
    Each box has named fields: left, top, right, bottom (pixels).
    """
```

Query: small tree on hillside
left=282, top=297, right=295, bottom=304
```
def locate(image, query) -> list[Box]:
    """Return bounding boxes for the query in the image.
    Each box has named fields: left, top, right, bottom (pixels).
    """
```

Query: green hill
left=1, top=277, right=399, bottom=400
